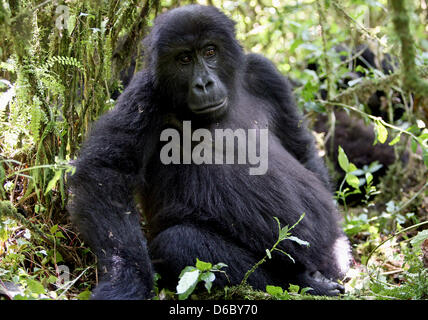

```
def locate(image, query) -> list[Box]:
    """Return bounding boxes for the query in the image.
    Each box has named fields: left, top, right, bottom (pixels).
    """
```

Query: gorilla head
left=143, top=5, right=244, bottom=119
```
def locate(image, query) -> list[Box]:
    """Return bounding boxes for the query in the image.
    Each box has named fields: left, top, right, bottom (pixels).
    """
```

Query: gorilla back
left=68, top=5, right=351, bottom=299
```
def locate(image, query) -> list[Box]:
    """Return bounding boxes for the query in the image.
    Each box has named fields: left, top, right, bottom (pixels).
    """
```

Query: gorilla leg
left=149, top=224, right=273, bottom=290
left=149, top=224, right=345, bottom=296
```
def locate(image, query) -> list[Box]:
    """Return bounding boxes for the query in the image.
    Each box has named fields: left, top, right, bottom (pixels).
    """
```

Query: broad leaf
left=176, top=269, right=200, bottom=300
left=345, top=173, right=360, bottom=189
left=338, top=146, right=349, bottom=172
left=196, top=259, right=212, bottom=272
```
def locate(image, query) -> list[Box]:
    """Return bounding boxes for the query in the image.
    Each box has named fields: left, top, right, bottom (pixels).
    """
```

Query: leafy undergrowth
left=0, top=155, right=427, bottom=300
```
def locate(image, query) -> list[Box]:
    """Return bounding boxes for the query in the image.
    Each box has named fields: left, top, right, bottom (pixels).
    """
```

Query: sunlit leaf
left=176, top=269, right=200, bottom=300
left=338, top=146, right=349, bottom=172
left=345, top=173, right=360, bottom=189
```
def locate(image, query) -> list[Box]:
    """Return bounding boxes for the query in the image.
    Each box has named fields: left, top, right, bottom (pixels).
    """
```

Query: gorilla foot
left=298, top=270, right=345, bottom=296
left=91, top=279, right=153, bottom=300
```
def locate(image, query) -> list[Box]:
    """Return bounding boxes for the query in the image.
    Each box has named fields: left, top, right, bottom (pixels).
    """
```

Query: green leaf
left=375, top=121, right=388, bottom=144
left=368, top=161, right=383, bottom=173
left=289, top=39, right=303, bottom=54
left=288, top=284, right=300, bottom=293
left=350, top=168, right=364, bottom=176
left=278, top=226, right=290, bottom=241
left=56, top=251, right=64, bottom=263
left=338, top=146, right=349, bottom=172
left=50, top=225, right=58, bottom=234
left=266, top=249, right=272, bottom=259
left=266, top=285, right=283, bottom=296
left=204, top=280, right=212, bottom=293
left=26, top=279, right=45, bottom=295
left=273, top=216, right=281, bottom=229
left=47, top=275, right=57, bottom=284
left=44, top=170, right=62, bottom=195
left=49, top=250, right=63, bottom=264
left=178, top=266, right=196, bottom=278
left=365, top=172, right=373, bottom=185
left=388, top=134, right=401, bottom=146
left=200, top=271, right=215, bottom=282
left=419, top=132, right=428, bottom=141
left=176, top=269, right=200, bottom=300
left=212, top=263, right=227, bottom=270
left=200, top=272, right=215, bottom=293
left=195, top=259, right=212, bottom=272
left=345, top=173, right=360, bottom=189
left=410, top=230, right=428, bottom=249
left=287, top=236, right=310, bottom=247
left=411, top=139, right=418, bottom=153
left=348, top=163, right=358, bottom=173
left=347, top=77, right=363, bottom=87
left=55, top=231, right=66, bottom=239
left=77, top=290, right=92, bottom=300
left=300, top=287, right=313, bottom=295
left=274, top=248, right=295, bottom=263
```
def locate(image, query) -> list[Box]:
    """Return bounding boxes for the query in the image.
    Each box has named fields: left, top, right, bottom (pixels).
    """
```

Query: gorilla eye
left=204, top=46, right=216, bottom=58
left=178, top=53, right=192, bottom=65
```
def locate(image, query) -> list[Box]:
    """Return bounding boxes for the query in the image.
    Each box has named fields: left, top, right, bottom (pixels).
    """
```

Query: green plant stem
left=240, top=214, right=305, bottom=285
left=4, top=164, right=71, bottom=181
left=317, top=100, right=423, bottom=146
left=337, top=176, right=349, bottom=216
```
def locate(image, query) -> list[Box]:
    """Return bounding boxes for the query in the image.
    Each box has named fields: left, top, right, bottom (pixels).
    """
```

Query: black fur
left=68, top=5, right=349, bottom=300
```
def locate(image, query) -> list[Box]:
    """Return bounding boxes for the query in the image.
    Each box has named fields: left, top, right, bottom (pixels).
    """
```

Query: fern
left=30, top=96, right=43, bottom=142
left=46, top=56, right=84, bottom=72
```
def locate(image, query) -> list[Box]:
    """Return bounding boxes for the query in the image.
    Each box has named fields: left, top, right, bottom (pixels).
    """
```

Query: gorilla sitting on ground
left=68, top=5, right=351, bottom=300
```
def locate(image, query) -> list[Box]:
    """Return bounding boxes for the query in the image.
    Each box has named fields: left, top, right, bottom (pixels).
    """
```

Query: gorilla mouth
left=192, top=98, right=227, bottom=114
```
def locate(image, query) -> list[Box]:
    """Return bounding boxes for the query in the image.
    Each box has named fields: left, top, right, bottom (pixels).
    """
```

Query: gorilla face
left=174, top=42, right=228, bottom=116
left=145, top=5, right=244, bottom=119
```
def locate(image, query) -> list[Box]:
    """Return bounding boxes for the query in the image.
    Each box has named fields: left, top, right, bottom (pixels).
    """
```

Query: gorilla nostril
left=195, top=83, right=205, bottom=91
left=205, top=80, right=214, bottom=89
left=193, top=77, right=214, bottom=93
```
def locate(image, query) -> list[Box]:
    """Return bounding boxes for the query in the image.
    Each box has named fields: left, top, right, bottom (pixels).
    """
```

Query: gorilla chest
left=144, top=132, right=295, bottom=223
left=143, top=97, right=306, bottom=231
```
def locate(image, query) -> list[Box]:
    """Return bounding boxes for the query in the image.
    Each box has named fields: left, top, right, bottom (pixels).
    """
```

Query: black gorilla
left=68, top=5, right=350, bottom=300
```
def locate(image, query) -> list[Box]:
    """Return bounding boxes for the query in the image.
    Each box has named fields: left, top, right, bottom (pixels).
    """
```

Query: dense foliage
left=0, top=0, right=427, bottom=300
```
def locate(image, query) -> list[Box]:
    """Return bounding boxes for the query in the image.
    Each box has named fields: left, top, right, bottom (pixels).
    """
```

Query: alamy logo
left=160, top=121, right=269, bottom=175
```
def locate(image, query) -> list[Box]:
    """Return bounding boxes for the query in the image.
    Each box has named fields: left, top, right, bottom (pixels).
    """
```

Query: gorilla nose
left=193, top=76, right=214, bottom=94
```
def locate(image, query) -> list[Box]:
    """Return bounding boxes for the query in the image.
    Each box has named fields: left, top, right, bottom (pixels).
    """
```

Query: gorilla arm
left=67, top=71, right=157, bottom=299
left=244, top=54, right=331, bottom=187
